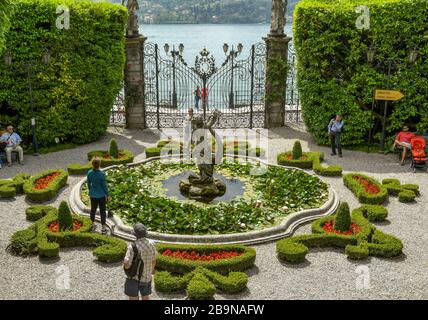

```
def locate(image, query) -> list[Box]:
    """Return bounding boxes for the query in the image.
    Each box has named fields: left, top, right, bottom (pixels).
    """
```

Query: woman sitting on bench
left=392, top=126, right=415, bottom=166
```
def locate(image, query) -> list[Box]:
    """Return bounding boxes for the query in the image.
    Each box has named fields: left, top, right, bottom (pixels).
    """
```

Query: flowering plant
left=352, top=176, right=380, bottom=194
left=34, top=172, right=61, bottom=190
left=322, top=220, right=362, bottom=236
left=48, top=220, right=83, bottom=233
left=162, top=249, right=242, bottom=261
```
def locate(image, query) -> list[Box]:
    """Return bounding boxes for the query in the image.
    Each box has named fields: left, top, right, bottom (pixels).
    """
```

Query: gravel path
left=0, top=126, right=427, bottom=300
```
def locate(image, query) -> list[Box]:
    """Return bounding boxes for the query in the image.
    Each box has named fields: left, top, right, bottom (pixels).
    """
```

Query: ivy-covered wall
left=0, top=0, right=127, bottom=147
left=293, top=0, right=428, bottom=146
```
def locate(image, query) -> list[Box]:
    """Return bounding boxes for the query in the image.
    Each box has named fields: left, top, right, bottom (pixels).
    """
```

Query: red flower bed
left=322, top=220, right=362, bottom=236
left=34, top=172, right=61, bottom=190
left=48, top=220, right=83, bottom=233
left=286, top=155, right=309, bottom=161
left=162, top=249, right=243, bottom=261
left=102, top=152, right=125, bottom=160
left=352, top=176, right=380, bottom=194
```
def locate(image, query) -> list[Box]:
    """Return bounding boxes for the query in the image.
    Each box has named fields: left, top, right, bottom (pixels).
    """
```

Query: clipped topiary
left=292, top=141, right=303, bottom=160
left=58, top=201, right=73, bottom=231
left=334, top=202, right=351, bottom=232
left=109, top=139, right=119, bottom=159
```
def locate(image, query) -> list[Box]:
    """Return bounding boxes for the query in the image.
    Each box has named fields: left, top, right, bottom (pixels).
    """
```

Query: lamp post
left=164, top=43, right=184, bottom=109
left=223, top=43, right=243, bottom=109
left=367, top=46, right=419, bottom=152
left=4, top=48, right=51, bottom=156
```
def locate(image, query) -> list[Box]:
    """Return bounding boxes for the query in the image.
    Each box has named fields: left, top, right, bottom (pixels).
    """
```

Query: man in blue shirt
left=0, top=125, right=24, bottom=166
left=328, top=115, right=344, bottom=158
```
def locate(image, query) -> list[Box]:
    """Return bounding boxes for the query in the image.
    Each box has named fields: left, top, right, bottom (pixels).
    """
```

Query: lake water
left=139, top=23, right=293, bottom=63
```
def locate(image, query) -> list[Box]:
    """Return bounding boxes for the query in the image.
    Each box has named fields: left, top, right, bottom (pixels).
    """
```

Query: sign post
left=368, top=89, right=405, bottom=153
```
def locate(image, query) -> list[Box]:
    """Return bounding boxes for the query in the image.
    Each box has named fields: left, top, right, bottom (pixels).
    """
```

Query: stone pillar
left=264, top=0, right=292, bottom=128
left=264, top=35, right=291, bottom=128
left=124, top=35, right=146, bottom=129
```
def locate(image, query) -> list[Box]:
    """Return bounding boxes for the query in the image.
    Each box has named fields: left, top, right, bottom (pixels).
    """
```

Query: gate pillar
left=124, top=1, right=146, bottom=129
left=125, top=36, right=146, bottom=129
left=264, top=0, right=292, bottom=128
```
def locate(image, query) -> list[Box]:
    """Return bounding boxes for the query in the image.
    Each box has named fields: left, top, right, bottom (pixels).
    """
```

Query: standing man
left=0, top=125, right=24, bottom=166
left=87, top=158, right=109, bottom=234
left=124, top=223, right=157, bottom=301
left=194, top=86, right=201, bottom=110
left=328, top=115, right=344, bottom=158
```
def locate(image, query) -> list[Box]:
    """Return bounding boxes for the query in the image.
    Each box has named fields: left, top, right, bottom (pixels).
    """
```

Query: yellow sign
left=375, top=90, right=405, bottom=101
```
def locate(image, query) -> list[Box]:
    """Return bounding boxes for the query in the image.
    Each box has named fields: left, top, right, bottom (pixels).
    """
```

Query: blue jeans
left=195, top=96, right=200, bottom=109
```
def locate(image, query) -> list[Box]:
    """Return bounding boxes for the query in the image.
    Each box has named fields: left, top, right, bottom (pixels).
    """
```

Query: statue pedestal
left=264, top=34, right=292, bottom=129
left=179, top=178, right=226, bottom=202
left=124, top=35, right=147, bottom=129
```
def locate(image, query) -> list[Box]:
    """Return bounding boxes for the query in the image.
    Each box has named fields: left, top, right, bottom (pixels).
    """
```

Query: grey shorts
left=401, top=142, right=412, bottom=150
left=124, top=278, right=152, bottom=297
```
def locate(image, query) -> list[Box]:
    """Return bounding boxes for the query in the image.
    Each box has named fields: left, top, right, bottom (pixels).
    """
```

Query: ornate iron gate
left=285, top=43, right=301, bottom=123
left=143, top=42, right=267, bottom=129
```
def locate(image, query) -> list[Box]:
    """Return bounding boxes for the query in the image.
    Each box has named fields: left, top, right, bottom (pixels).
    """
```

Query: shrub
left=401, top=184, right=419, bottom=195
left=343, top=173, right=388, bottom=205
left=334, top=202, right=351, bottom=232
left=186, top=270, right=216, bottom=300
left=154, top=244, right=254, bottom=299
left=0, top=179, right=13, bottom=186
left=354, top=205, right=388, bottom=222
left=0, top=0, right=127, bottom=148
left=12, top=173, right=32, bottom=194
left=398, top=190, right=416, bottom=203
left=25, top=205, right=57, bottom=221
left=277, top=152, right=313, bottom=169
left=58, top=201, right=73, bottom=231
left=277, top=206, right=402, bottom=263
left=87, top=149, right=134, bottom=167
left=67, top=163, right=92, bottom=175
left=145, top=147, right=161, bottom=158
left=109, top=139, right=119, bottom=159
left=155, top=244, right=256, bottom=275
left=294, top=0, right=428, bottom=147
left=292, top=141, right=303, bottom=160
left=8, top=225, right=38, bottom=256
left=23, top=169, right=68, bottom=203
left=312, top=154, right=342, bottom=176
left=0, top=185, right=16, bottom=198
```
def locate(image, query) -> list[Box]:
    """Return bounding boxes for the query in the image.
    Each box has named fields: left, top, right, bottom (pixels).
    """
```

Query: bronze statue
left=179, top=110, right=226, bottom=201
left=122, top=0, right=140, bottom=38
left=270, top=0, right=287, bottom=37
left=189, top=110, right=222, bottom=185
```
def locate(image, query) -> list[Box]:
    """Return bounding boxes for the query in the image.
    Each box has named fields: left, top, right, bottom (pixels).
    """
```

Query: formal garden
left=0, top=0, right=427, bottom=301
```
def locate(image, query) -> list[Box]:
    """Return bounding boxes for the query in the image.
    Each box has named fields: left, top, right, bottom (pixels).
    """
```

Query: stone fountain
left=179, top=110, right=226, bottom=202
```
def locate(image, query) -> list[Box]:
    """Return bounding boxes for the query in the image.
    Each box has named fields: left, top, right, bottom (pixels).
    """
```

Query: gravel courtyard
left=0, top=126, right=427, bottom=300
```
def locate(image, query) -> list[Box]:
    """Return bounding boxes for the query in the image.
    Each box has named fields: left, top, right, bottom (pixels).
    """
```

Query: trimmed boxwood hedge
left=353, top=205, right=388, bottom=222
left=154, top=244, right=255, bottom=300
left=294, top=0, right=428, bottom=147
left=145, top=147, right=161, bottom=158
left=382, top=178, right=419, bottom=203
left=87, top=149, right=134, bottom=167
left=343, top=173, right=388, bottom=204
left=23, top=169, right=68, bottom=203
left=156, top=243, right=256, bottom=275
left=9, top=208, right=126, bottom=263
left=25, top=205, right=57, bottom=221
left=12, top=173, right=32, bottom=194
left=67, top=163, right=92, bottom=175
left=277, top=206, right=403, bottom=263
left=312, top=154, right=343, bottom=176
left=0, top=185, right=16, bottom=198
left=0, top=0, right=127, bottom=148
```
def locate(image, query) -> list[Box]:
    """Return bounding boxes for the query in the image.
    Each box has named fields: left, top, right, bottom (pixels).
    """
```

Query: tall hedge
left=293, top=0, right=428, bottom=146
left=0, top=0, right=127, bottom=147
left=0, top=0, right=12, bottom=52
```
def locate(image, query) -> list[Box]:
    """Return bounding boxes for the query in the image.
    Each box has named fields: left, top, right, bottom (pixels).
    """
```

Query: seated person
left=0, top=125, right=24, bottom=167
left=392, top=125, right=415, bottom=166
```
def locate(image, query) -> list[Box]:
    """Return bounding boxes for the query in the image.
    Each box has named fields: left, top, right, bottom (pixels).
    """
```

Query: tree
left=334, top=202, right=351, bottom=232
left=58, top=201, right=73, bottom=231
left=292, top=140, right=303, bottom=160
left=109, top=139, right=119, bottom=159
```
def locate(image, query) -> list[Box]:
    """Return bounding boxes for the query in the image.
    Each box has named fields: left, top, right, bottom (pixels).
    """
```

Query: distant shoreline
left=140, top=22, right=292, bottom=26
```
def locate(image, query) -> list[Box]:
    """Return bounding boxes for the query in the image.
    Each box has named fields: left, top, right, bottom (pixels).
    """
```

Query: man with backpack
left=123, top=223, right=157, bottom=300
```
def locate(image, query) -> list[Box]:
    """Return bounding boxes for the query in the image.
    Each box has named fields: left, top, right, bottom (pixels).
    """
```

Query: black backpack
left=124, top=242, right=144, bottom=280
